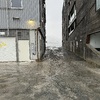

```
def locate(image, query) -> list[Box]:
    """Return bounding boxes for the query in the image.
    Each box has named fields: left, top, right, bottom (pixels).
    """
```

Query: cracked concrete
left=0, top=48, right=100, bottom=100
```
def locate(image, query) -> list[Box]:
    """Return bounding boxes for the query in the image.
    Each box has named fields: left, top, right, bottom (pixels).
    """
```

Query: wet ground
left=0, top=47, right=100, bottom=100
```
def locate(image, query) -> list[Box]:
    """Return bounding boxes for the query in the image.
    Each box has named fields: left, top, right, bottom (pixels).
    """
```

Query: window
left=18, top=32, right=22, bottom=39
left=96, top=0, right=100, bottom=10
left=76, top=41, right=79, bottom=48
left=89, top=33, right=100, bottom=51
left=63, top=0, right=65, bottom=6
left=68, top=3, right=76, bottom=36
left=68, top=4, right=76, bottom=26
left=68, top=0, right=71, bottom=5
left=11, top=0, right=22, bottom=8
left=0, top=32, right=5, bottom=36
left=68, top=20, right=76, bottom=35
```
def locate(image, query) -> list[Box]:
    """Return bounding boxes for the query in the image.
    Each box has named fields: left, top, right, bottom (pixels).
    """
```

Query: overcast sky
left=46, top=0, right=63, bottom=47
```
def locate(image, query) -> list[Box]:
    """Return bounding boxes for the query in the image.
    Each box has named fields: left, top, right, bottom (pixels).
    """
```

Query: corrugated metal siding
left=0, top=10, right=8, bottom=28
left=0, top=0, right=40, bottom=29
left=0, top=0, right=6, bottom=8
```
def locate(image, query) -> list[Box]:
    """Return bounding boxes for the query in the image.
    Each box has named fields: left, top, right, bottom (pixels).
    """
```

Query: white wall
left=18, top=40, right=30, bottom=61
left=30, top=30, right=38, bottom=60
left=0, top=37, right=16, bottom=61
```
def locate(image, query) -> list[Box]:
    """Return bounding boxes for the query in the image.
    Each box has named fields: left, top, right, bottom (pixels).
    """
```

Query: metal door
left=0, top=37, right=16, bottom=61
left=18, top=40, right=30, bottom=61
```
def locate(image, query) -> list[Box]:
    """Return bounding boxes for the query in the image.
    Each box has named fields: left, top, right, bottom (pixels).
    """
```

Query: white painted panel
left=18, top=40, right=30, bottom=61
left=96, top=0, right=100, bottom=10
left=0, top=37, right=16, bottom=61
left=90, top=33, right=100, bottom=48
left=30, top=30, right=37, bottom=60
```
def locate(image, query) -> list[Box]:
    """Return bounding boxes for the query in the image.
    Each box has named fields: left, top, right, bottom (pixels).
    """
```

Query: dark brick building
left=62, top=0, right=100, bottom=65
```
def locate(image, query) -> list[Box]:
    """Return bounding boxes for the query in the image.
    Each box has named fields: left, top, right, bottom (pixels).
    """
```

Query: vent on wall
left=13, top=17, right=20, bottom=20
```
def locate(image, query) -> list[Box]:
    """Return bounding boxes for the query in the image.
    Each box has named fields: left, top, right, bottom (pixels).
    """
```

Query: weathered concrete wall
left=62, top=0, right=100, bottom=65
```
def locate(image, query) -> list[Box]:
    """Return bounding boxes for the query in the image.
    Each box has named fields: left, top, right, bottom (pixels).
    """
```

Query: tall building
left=62, top=0, right=100, bottom=65
left=0, top=0, right=46, bottom=62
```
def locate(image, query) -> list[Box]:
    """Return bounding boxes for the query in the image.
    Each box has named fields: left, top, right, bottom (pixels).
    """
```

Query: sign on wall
left=0, top=32, right=5, bottom=35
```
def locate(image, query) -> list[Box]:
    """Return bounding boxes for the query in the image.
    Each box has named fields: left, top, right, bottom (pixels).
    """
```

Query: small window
left=68, top=20, right=76, bottom=36
left=63, top=0, right=65, bottom=6
left=0, top=32, right=5, bottom=36
left=76, top=41, right=79, bottom=48
left=11, top=0, right=22, bottom=8
left=68, top=0, right=71, bottom=5
left=68, top=4, right=76, bottom=26
left=18, top=32, right=22, bottom=39
left=96, top=0, right=100, bottom=10
left=27, top=32, right=29, bottom=36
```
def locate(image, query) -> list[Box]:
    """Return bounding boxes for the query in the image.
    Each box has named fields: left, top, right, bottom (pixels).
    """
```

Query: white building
left=0, top=0, right=46, bottom=62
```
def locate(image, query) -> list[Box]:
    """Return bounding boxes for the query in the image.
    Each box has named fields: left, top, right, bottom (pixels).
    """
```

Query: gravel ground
left=0, top=47, right=100, bottom=100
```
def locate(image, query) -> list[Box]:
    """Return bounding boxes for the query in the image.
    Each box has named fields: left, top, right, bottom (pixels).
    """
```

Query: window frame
left=11, top=0, right=23, bottom=9
left=68, top=3, right=76, bottom=27
left=68, top=2, right=77, bottom=36
left=18, top=32, right=22, bottom=39
left=96, top=0, right=100, bottom=11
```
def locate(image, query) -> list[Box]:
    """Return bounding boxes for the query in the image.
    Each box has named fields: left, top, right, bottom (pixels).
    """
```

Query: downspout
left=38, top=0, right=46, bottom=59
left=16, top=30, right=19, bottom=62
left=6, top=0, right=9, bottom=36
left=37, top=30, right=39, bottom=60
left=37, top=28, right=45, bottom=42
left=37, top=28, right=46, bottom=58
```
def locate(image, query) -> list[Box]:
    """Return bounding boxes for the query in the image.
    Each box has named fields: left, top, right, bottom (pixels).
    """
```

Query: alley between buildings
left=0, top=47, right=100, bottom=100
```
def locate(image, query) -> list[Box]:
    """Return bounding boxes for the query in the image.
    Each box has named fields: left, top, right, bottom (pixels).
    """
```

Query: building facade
left=62, top=0, right=100, bottom=65
left=0, top=0, right=46, bottom=62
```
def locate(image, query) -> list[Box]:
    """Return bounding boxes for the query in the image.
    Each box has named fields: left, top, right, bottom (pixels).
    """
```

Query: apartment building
left=0, top=0, right=46, bottom=62
left=62, top=0, right=100, bottom=65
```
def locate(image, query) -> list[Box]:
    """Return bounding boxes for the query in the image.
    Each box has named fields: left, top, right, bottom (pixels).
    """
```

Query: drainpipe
left=16, top=30, right=19, bottom=62
left=6, top=0, right=9, bottom=36
left=37, top=28, right=46, bottom=59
